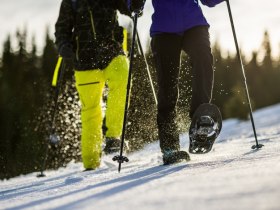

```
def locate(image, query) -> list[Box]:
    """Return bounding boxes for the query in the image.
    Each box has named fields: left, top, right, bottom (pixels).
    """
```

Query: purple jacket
left=128, top=0, right=225, bottom=36
left=151, top=0, right=224, bottom=35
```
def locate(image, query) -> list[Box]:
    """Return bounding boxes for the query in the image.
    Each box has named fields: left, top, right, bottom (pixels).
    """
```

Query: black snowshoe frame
left=189, top=103, right=222, bottom=154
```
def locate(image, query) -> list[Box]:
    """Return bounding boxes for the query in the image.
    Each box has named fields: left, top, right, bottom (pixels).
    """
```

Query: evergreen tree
left=260, top=31, right=273, bottom=70
left=0, top=35, right=15, bottom=178
left=258, top=31, right=279, bottom=107
left=223, top=82, right=250, bottom=120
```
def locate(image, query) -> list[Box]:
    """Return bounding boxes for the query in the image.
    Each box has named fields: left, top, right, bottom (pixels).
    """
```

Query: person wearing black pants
left=129, top=0, right=224, bottom=164
left=151, top=26, right=214, bottom=154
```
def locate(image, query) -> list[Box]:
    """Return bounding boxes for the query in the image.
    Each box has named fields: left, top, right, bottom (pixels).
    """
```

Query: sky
left=0, top=0, right=280, bottom=58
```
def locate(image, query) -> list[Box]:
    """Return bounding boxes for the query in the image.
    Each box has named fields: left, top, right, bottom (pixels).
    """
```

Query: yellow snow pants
left=74, top=55, right=129, bottom=169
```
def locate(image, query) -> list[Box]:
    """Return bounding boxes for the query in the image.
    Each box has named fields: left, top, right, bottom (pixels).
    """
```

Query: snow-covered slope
left=1, top=104, right=280, bottom=210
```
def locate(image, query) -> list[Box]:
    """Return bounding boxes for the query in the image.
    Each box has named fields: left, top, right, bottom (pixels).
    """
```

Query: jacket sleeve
left=200, top=0, right=225, bottom=7
left=54, top=0, right=75, bottom=51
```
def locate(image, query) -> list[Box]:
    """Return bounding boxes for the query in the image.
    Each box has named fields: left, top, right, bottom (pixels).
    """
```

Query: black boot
left=103, top=138, right=129, bottom=154
left=162, top=149, right=190, bottom=165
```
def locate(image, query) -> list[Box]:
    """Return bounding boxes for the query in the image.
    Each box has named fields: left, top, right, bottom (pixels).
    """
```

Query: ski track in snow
left=1, top=104, right=280, bottom=210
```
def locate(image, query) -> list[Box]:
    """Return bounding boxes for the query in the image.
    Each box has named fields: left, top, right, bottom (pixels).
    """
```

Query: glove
left=58, top=43, right=75, bottom=68
left=130, top=0, right=145, bottom=14
left=59, top=43, right=74, bottom=59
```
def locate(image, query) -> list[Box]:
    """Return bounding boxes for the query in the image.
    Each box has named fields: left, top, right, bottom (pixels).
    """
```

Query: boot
left=162, top=149, right=190, bottom=165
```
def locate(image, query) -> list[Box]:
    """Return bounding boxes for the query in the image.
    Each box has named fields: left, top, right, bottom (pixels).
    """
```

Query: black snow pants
left=151, top=26, right=214, bottom=153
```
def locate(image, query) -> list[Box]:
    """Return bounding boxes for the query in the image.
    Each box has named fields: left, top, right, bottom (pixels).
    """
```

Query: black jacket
left=55, top=0, right=130, bottom=70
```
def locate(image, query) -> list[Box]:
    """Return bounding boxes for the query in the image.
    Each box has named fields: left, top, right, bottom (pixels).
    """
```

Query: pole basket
left=113, top=155, right=129, bottom=163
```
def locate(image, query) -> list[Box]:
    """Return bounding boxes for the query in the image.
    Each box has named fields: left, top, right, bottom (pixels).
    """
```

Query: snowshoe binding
left=189, top=103, right=222, bottom=154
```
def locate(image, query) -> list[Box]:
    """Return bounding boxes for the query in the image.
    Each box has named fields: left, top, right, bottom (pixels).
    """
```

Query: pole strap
left=123, top=28, right=128, bottom=55
left=52, top=57, right=63, bottom=87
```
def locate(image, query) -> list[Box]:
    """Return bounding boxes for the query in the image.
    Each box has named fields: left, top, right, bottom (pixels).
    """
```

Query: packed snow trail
left=1, top=104, right=280, bottom=210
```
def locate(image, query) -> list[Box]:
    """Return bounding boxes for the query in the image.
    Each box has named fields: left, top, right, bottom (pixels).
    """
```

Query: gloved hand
left=59, top=43, right=74, bottom=59
left=130, top=0, right=145, bottom=14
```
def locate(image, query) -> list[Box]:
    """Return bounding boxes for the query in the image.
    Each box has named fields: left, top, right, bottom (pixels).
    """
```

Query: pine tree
left=258, top=31, right=278, bottom=106
left=223, top=82, right=251, bottom=120
left=0, top=35, right=15, bottom=178
left=260, top=31, right=273, bottom=70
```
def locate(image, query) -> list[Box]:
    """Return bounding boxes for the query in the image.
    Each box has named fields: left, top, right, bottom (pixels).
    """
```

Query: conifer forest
left=0, top=28, right=279, bottom=179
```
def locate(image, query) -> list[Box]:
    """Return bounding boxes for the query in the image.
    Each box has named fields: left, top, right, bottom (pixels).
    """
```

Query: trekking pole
left=37, top=57, right=65, bottom=177
left=112, top=12, right=139, bottom=172
left=226, top=0, right=263, bottom=150
left=136, top=31, right=158, bottom=105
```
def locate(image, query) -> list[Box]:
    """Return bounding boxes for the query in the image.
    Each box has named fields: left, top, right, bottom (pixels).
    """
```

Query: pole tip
left=251, top=144, right=264, bottom=150
left=37, top=173, right=46, bottom=178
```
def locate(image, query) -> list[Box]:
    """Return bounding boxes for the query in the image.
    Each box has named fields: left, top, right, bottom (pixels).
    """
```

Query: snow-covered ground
left=1, top=104, right=280, bottom=210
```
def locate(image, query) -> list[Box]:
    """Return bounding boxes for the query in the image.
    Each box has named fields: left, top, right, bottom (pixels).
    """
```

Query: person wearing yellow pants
left=75, top=56, right=128, bottom=169
left=55, top=0, right=131, bottom=170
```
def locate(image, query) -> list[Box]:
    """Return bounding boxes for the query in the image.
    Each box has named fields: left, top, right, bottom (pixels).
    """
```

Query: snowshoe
left=163, top=150, right=190, bottom=165
left=189, top=103, right=222, bottom=154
